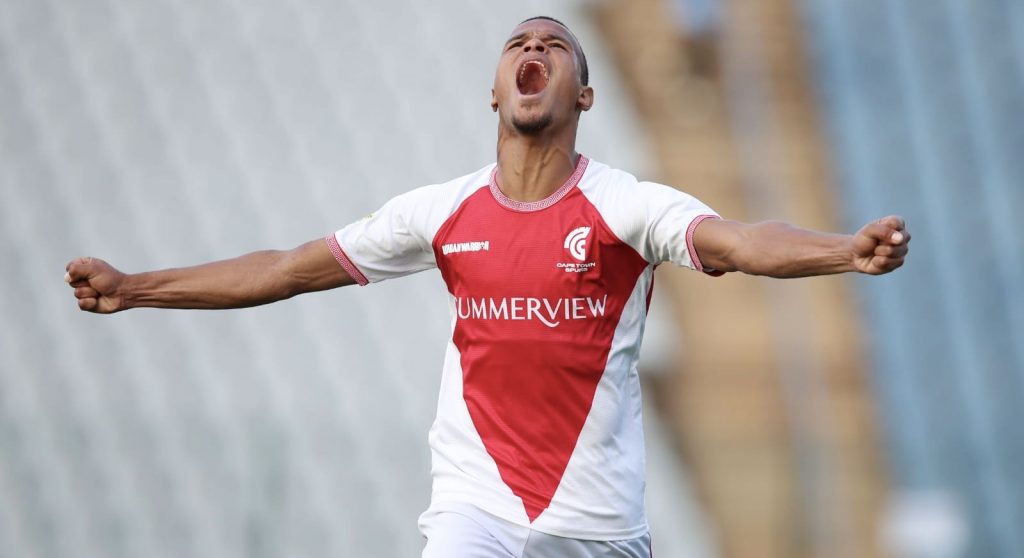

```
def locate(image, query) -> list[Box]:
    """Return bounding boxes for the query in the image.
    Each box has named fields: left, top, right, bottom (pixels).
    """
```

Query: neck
left=494, top=123, right=580, bottom=203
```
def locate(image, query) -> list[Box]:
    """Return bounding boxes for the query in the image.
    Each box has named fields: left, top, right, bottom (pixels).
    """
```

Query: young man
left=65, top=16, right=909, bottom=558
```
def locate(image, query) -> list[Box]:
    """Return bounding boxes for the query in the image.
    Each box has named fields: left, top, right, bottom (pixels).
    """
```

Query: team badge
left=558, top=226, right=596, bottom=273
left=563, top=226, right=591, bottom=261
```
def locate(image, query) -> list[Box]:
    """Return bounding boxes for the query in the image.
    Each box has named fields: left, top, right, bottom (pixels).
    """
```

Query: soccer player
left=64, top=16, right=909, bottom=558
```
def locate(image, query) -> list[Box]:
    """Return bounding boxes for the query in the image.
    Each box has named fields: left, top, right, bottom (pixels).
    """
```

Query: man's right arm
left=64, top=238, right=355, bottom=314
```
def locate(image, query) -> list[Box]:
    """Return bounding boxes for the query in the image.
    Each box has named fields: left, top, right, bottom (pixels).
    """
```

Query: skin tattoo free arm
left=692, top=216, right=910, bottom=278
left=64, top=239, right=354, bottom=313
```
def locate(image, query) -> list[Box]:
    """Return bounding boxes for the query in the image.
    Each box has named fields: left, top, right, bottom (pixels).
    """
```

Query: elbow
left=707, top=254, right=741, bottom=275
left=261, top=250, right=303, bottom=302
left=728, top=253, right=769, bottom=276
left=726, top=221, right=789, bottom=277
left=709, top=225, right=755, bottom=275
left=691, top=219, right=788, bottom=277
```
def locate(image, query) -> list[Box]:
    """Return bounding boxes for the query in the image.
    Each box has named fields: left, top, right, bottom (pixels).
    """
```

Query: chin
left=511, top=111, right=553, bottom=135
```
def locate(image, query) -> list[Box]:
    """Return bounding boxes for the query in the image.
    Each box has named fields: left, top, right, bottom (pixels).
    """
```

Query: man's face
left=491, top=20, right=593, bottom=135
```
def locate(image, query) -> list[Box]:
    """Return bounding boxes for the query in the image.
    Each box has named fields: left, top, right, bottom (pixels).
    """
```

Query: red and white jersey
left=328, top=156, right=721, bottom=540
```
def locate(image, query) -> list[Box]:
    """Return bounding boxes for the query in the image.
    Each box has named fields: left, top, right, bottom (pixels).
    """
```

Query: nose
left=522, top=37, right=547, bottom=54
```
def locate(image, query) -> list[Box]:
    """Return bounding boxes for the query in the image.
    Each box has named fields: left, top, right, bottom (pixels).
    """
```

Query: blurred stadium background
left=0, top=0, right=1021, bottom=556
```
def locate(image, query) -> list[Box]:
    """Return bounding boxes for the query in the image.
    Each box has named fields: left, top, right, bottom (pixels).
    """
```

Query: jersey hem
left=325, top=234, right=369, bottom=285
left=685, top=214, right=726, bottom=277
left=428, top=495, right=650, bottom=541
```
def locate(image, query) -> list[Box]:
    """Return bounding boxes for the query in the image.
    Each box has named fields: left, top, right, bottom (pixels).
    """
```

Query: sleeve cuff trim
left=325, top=234, right=370, bottom=286
left=686, top=214, right=726, bottom=277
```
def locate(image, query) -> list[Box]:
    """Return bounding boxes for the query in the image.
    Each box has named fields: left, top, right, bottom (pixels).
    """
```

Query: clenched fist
left=64, top=257, right=128, bottom=313
left=851, top=215, right=911, bottom=275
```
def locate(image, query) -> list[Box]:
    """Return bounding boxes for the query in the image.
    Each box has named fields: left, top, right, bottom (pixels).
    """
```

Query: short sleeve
left=639, top=181, right=724, bottom=275
left=579, top=167, right=725, bottom=276
left=326, top=189, right=438, bottom=285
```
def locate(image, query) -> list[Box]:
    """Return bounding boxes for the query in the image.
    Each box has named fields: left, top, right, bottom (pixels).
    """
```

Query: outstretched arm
left=692, top=215, right=910, bottom=278
left=65, top=238, right=355, bottom=313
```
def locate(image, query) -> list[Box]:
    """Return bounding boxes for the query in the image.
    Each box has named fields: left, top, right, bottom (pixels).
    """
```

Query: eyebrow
left=504, top=31, right=571, bottom=47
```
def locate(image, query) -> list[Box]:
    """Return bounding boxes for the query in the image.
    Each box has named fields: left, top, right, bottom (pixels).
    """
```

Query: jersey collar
left=489, top=155, right=590, bottom=212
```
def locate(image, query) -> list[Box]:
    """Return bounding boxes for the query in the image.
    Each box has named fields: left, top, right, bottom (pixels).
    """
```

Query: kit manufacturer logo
left=442, top=241, right=490, bottom=255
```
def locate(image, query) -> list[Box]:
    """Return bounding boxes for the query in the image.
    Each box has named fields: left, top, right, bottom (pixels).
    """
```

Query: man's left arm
left=691, top=215, right=910, bottom=278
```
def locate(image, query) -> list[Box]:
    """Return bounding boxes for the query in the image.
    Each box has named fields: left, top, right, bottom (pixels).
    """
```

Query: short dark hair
left=519, top=16, right=589, bottom=86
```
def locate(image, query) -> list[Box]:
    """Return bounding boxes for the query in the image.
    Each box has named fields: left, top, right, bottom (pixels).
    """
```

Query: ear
left=577, top=86, right=594, bottom=112
left=490, top=88, right=498, bottom=112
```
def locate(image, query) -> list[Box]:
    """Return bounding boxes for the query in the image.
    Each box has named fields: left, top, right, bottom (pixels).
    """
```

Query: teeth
left=518, top=60, right=549, bottom=82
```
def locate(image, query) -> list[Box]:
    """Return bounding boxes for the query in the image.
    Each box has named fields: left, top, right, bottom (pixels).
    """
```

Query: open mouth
left=517, top=60, right=549, bottom=95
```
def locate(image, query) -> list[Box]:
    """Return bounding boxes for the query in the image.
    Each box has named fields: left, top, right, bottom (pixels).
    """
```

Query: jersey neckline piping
left=488, top=155, right=590, bottom=212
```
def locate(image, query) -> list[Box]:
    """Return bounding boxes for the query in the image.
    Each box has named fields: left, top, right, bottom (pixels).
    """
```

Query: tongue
left=518, top=64, right=547, bottom=95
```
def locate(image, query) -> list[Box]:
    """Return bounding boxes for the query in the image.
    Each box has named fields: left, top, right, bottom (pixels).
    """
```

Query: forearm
left=123, top=250, right=302, bottom=310
left=728, top=221, right=855, bottom=278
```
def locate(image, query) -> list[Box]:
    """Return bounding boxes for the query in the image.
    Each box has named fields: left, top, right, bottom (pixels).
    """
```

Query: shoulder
left=379, top=163, right=494, bottom=223
left=577, top=160, right=696, bottom=210
left=577, top=159, right=634, bottom=191
left=377, top=163, right=495, bottom=239
left=398, top=163, right=494, bottom=206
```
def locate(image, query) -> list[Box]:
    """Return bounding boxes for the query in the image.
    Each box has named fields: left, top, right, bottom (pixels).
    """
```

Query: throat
left=494, top=150, right=581, bottom=203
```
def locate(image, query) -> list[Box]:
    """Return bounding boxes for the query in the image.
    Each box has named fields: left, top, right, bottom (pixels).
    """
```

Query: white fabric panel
left=535, top=266, right=653, bottom=539
left=578, top=161, right=720, bottom=269
left=333, top=165, right=493, bottom=284
left=427, top=297, right=529, bottom=526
